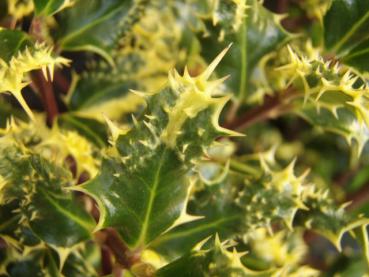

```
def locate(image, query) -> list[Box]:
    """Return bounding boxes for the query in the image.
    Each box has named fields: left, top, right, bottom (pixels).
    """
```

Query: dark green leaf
left=84, top=146, right=189, bottom=248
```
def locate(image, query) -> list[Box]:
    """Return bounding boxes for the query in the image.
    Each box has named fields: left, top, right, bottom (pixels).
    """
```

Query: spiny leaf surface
left=79, top=50, right=237, bottom=249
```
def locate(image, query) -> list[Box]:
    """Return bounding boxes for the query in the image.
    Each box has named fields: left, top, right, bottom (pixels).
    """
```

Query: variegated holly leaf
left=277, top=46, right=369, bottom=157
left=198, top=0, right=290, bottom=101
left=295, top=186, right=369, bottom=253
left=76, top=47, right=240, bottom=249
left=55, top=0, right=148, bottom=65
left=297, top=106, right=369, bottom=158
left=0, top=143, right=95, bottom=248
left=33, top=0, right=73, bottom=16
left=324, top=0, right=369, bottom=72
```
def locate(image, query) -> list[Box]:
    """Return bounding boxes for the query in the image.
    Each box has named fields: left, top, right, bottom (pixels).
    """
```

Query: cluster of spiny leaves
left=1, top=0, right=369, bottom=276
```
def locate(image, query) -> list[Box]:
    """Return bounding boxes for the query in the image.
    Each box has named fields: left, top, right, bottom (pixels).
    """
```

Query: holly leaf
left=0, top=143, right=95, bottom=248
left=295, top=187, right=369, bottom=252
left=76, top=48, right=239, bottom=249
left=297, top=106, right=369, bottom=158
left=56, top=0, right=148, bottom=65
left=25, top=155, right=95, bottom=247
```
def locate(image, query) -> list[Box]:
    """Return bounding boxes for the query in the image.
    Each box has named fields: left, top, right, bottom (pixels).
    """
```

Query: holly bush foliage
left=1, top=0, right=369, bottom=276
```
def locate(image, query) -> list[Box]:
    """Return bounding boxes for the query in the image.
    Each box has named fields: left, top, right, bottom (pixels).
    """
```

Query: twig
left=31, top=70, right=59, bottom=126
left=224, top=88, right=300, bottom=131
left=98, top=228, right=141, bottom=269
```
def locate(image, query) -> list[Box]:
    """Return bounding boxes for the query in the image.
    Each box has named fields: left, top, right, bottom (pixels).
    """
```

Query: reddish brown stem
left=100, top=228, right=141, bottom=269
left=101, top=245, right=114, bottom=275
left=54, top=70, right=70, bottom=94
left=224, top=88, right=300, bottom=131
left=31, top=70, right=59, bottom=126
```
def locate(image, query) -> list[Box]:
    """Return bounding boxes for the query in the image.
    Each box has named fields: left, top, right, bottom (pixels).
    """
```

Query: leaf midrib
left=135, top=149, right=167, bottom=247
